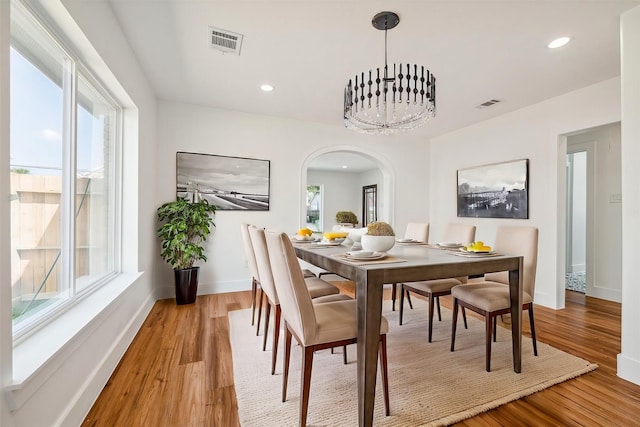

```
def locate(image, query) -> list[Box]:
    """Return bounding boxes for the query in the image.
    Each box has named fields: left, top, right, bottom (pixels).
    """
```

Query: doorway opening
left=565, top=150, right=587, bottom=293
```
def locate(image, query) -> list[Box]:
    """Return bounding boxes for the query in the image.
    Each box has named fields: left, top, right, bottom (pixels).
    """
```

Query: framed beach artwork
left=457, top=159, right=529, bottom=219
left=176, top=152, right=270, bottom=211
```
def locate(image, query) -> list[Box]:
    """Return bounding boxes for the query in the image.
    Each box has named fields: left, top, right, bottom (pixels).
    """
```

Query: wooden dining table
left=293, top=241, right=524, bottom=427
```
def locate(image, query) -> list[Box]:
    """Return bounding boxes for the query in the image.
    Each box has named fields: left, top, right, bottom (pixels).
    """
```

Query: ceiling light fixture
left=260, top=84, right=274, bottom=92
left=344, top=11, right=436, bottom=135
left=548, top=37, right=571, bottom=49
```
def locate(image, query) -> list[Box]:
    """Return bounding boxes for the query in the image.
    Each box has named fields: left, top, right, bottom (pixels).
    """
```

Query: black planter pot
left=174, top=267, right=199, bottom=305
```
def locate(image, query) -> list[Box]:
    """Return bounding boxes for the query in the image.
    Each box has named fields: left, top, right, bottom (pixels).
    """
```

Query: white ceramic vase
left=360, top=235, right=395, bottom=252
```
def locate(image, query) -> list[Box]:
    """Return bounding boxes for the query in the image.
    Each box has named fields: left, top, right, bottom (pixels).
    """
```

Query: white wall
left=618, top=5, right=640, bottom=386
left=154, top=101, right=430, bottom=297
left=1, top=1, right=158, bottom=426
left=429, top=77, right=621, bottom=309
left=307, top=170, right=362, bottom=229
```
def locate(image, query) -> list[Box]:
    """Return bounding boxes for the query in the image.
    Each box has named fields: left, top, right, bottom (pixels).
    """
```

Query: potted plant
left=157, top=197, right=217, bottom=305
left=335, top=210, right=358, bottom=227
left=361, top=221, right=396, bottom=252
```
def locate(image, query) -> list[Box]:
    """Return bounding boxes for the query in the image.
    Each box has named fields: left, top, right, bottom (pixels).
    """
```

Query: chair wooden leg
left=391, top=283, right=397, bottom=311
left=462, top=306, right=468, bottom=329
left=493, top=314, right=497, bottom=342
left=451, top=298, right=459, bottom=352
left=250, top=278, right=257, bottom=325
left=263, top=301, right=271, bottom=351
left=485, top=313, right=493, bottom=372
left=379, top=335, right=390, bottom=416
left=406, top=289, right=413, bottom=309
left=282, top=325, right=292, bottom=402
left=271, top=305, right=281, bottom=375
left=436, top=296, right=442, bottom=321
left=529, top=305, right=538, bottom=356
left=256, top=289, right=264, bottom=336
left=343, top=345, right=348, bottom=365
left=427, top=293, right=435, bottom=343
left=398, top=286, right=405, bottom=325
left=300, top=346, right=315, bottom=427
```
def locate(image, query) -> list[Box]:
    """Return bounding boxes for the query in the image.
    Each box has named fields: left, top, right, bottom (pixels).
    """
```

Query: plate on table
left=345, top=251, right=387, bottom=261
left=396, top=238, right=419, bottom=243
left=313, top=241, right=343, bottom=247
left=437, top=242, right=463, bottom=249
left=460, top=247, right=492, bottom=253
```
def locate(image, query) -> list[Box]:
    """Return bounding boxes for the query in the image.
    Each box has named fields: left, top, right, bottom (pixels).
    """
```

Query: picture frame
left=176, top=151, right=270, bottom=211
left=457, top=159, right=529, bottom=219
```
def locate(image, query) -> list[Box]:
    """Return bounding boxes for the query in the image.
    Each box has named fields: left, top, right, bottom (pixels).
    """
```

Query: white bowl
left=360, top=235, right=395, bottom=252
left=346, top=227, right=368, bottom=243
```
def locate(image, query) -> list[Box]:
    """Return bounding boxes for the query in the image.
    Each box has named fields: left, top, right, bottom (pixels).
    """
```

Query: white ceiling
left=108, top=0, right=639, bottom=143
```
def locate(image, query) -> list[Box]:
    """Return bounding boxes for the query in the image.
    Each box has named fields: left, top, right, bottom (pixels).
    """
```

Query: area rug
left=230, top=298, right=597, bottom=427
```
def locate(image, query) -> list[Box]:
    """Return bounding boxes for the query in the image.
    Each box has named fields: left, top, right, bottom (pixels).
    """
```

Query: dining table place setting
left=448, top=241, right=502, bottom=257
left=395, top=238, right=427, bottom=245
left=331, top=250, right=407, bottom=265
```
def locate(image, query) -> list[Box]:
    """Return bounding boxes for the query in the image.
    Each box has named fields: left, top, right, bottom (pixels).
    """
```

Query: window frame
left=9, top=0, right=123, bottom=341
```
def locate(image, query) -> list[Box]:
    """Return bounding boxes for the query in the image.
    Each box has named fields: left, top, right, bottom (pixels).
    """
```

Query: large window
left=306, top=185, right=322, bottom=231
left=9, top=2, right=120, bottom=337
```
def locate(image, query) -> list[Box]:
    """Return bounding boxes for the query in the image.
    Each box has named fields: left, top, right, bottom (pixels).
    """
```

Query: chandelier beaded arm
left=344, top=11, right=436, bottom=134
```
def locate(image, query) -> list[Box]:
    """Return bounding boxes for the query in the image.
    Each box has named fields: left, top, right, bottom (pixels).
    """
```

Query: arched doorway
left=300, top=146, right=395, bottom=231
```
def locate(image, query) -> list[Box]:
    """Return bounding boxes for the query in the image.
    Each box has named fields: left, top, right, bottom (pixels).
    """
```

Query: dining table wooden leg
left=509, top=258, right=523, bottom=373
left=356, top=269, right=384, bottom=427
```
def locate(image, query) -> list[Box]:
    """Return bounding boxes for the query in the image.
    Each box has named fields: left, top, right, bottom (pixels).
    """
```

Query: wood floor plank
left=83, top=288, right=640, bottom=426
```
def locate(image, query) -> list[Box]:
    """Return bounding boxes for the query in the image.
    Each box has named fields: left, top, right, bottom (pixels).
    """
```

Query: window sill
left=6, top=271, right=143, bottom=410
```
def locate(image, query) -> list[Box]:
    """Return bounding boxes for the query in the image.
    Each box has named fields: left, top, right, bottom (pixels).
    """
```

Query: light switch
left=609, top=193, right=622, bottom=203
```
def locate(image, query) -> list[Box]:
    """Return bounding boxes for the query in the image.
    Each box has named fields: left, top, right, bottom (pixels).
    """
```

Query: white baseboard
left=58, top=293, right=155, bottom=426
left=156, top=279, right=250, bottom=301
left=617, top=353, right=640, bottom=386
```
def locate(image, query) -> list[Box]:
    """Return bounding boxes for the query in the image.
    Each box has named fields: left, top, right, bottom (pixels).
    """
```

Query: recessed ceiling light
left=342, top=165, right=347, bottom=169
left=260, top=84, right=274, bottom=92
left=548, top=37, right=571, bottom=49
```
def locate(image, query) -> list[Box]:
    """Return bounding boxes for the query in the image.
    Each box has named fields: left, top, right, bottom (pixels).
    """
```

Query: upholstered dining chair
left=391, top=222, right=430, bottom=311
left=399, top=223, right=477, bottom=342
left=450, top=225, right=539, bottom=372
left=265, top=231, right=390, bottom=426
left=240, top=223, right=262, bottom=327
left=241, top=223, right=318, bottom=335
left=248, top=226, right=351, bottom=375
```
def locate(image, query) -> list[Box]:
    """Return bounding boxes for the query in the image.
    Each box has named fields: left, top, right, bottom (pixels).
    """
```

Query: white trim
left=7, top=272, right=143, bottom=410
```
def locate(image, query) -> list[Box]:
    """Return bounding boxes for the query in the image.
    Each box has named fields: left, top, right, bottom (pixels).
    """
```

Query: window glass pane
left=10, top=22, right=71, bottom=327
left=75, top=74, right=115, bottom=292
left=306, top=185, right=322, bottom=231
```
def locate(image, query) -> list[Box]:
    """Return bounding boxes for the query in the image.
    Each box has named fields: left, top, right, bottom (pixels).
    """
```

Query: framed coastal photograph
left=176, top=152, right=270, bottom=211
left=457, top=159, right=529, bottom=219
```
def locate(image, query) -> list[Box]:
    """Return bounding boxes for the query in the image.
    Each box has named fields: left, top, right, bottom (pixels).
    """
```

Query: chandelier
left=343, top=11, right=436, bottom=135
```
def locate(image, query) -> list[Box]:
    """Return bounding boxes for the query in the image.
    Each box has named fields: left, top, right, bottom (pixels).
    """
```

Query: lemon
left=297, top=228, right=312, bottom=236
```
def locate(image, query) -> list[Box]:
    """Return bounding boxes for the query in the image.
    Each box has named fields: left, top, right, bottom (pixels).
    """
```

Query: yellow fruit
left=323, top=231, right=348, bottom=240
left=297, top=228, right=312, bottom=236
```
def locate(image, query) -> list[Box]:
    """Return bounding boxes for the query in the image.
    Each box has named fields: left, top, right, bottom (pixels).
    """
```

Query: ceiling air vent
left=209, top=26, right=243, bottom=55
left=476, top=99, right=502, bottom=109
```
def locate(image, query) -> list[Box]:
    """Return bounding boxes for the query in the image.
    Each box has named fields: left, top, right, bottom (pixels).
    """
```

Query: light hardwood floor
left=82, top=284, right=640, bottom=426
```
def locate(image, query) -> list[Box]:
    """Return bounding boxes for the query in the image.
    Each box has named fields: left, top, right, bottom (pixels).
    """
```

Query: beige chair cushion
left=405, top=222, right=429, bottom=242
left=442, top=223, right=476, bottom=246
left=248, top=226, right=279, bottom=304
left=312, top=299, right=389, bottom=346
left=266, top=231, right=387, bottom=347
left=312, top=294, right=352, bottom=304
left=302, top=269, right=316, bottom=278
left=304, top=277, right=340, bottom=298
left=452, top=281, right=533, bottom=312
left=240, top=223, right=260, bottom=283
left=405, top=277, right=464, bottom=294
left=475, top=226, right=539, bottom=297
